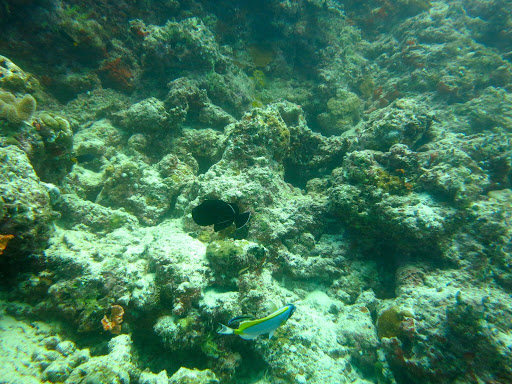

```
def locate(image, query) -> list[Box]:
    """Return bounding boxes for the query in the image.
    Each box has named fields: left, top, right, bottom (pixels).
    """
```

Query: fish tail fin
left=217, top=323, right=234, bottom=335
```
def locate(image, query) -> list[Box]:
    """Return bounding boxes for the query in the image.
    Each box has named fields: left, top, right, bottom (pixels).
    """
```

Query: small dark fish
left=192, top=199, right=251, bottom=232
left=71, top=153, right=97, bottom=164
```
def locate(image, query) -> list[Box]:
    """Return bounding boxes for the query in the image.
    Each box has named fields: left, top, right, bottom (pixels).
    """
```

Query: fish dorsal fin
left=235, top=211, right=251, bottom=229
left=227, top=315, right=254, bottom=327
left=266, top=299, right=282, bottom=314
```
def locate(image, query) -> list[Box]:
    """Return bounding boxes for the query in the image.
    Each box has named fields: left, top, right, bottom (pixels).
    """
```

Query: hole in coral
left=196, top=157, right=217, bottom=175
left=283, top=161, right=310, bottom=190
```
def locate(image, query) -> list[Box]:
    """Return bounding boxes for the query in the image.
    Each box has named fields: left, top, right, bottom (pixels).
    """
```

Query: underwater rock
left=199, top=68, right=253, bottom=118
left=164, top=77, right=208, bottom=128
left=453, top=87, right=512, bottom=134
left=206, top=240, right=266, bottom=286
left=179, top=103, right=335, bottom=258
left=0, top=55, right=29, bottom=90
left=317, top=88, right=363, bottom=136
left=169, top=367, right=219, bottom=384
left=139, top=14, right=256, bottom=117
left=59, top=15, right=109, bottom=60
left=337, top=293, right=380, bottom=379
left=358, top=98, right=434, bottom=152
left=0, top=307, right=91, bottom=383
left=0, top=2, right=511, bottom=383
left=70, top=118, right=123, bottom=163
left=42, top=216, right=208, bottom=333
left=55, top=194, right=138, bottom=234
left=97, top=56, right=136, bottom=93
left=279, top=100, right=349, bottom=187
left=139, top=370, right=170, bottom=384
left=458, top=192, right=512, bottom=291
left=96, top=154, right=196, bottom=225
left=342, top=0, right=432, bottom=38
left=171, top=128, right=225, bottom=173
left=142, top=17, right=222, bottom=75
left=154, top=315, right=204, bottom=351
left=164, top=76, right=236, bottom=130
left=42, top=359, right=73, bottom=382
left=66, top=335, right=139, bottom=384
left=0, top=145, right=54, bottom=258
left=48, top=72, right=102, bottom=103
left=251, top=288, right=374, bottom=384
left=329, top=148, right=458, bottom=255
left=279, top=233, right=348, bottom=283
left=148, top=221, right=208, bottom=316
left=198, top=289, right=239, bottom=326
left=112, top=97, right=171, bottom=133
left=62, top=88, right=131, bottom=126
left=62, top=163, right=105, bottom=201
left=367, top=1, right=512, bottom=104
left=30, top=112, right=74, bottom=183
left=417, top=145, right=490, bottom=204
left=198, top=101, right=237, bottom=129
left=378, top=281, right=512, bottom=383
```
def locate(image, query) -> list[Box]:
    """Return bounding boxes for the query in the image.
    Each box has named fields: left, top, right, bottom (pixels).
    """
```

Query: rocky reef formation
left=1, top=0, right=511, bottom=383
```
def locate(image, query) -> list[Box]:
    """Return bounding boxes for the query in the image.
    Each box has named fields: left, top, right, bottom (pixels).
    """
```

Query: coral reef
left=1, top=1, right=512, bottom=384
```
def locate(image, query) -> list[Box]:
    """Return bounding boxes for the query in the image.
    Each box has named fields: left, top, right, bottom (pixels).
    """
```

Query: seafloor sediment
left=0, top=0, right=511, bottom=383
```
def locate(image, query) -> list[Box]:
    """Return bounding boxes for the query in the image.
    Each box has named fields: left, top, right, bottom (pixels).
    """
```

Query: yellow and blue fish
left=218, top=303, right=296, bottom=340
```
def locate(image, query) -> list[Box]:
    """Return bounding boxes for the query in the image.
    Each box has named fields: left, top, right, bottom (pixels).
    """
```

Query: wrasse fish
left=218, top=303, right=295, bottom=340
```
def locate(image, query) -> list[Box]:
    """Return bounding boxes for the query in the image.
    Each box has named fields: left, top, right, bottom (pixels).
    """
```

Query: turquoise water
left=0, top=1, right=511, bottom=383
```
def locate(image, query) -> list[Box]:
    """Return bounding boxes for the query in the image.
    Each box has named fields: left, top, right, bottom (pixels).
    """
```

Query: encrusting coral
left=0, top=91, right=37, bottom=124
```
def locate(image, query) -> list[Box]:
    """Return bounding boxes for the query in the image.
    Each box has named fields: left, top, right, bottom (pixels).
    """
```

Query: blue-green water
left=0, top=1, right=511, bottom=383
